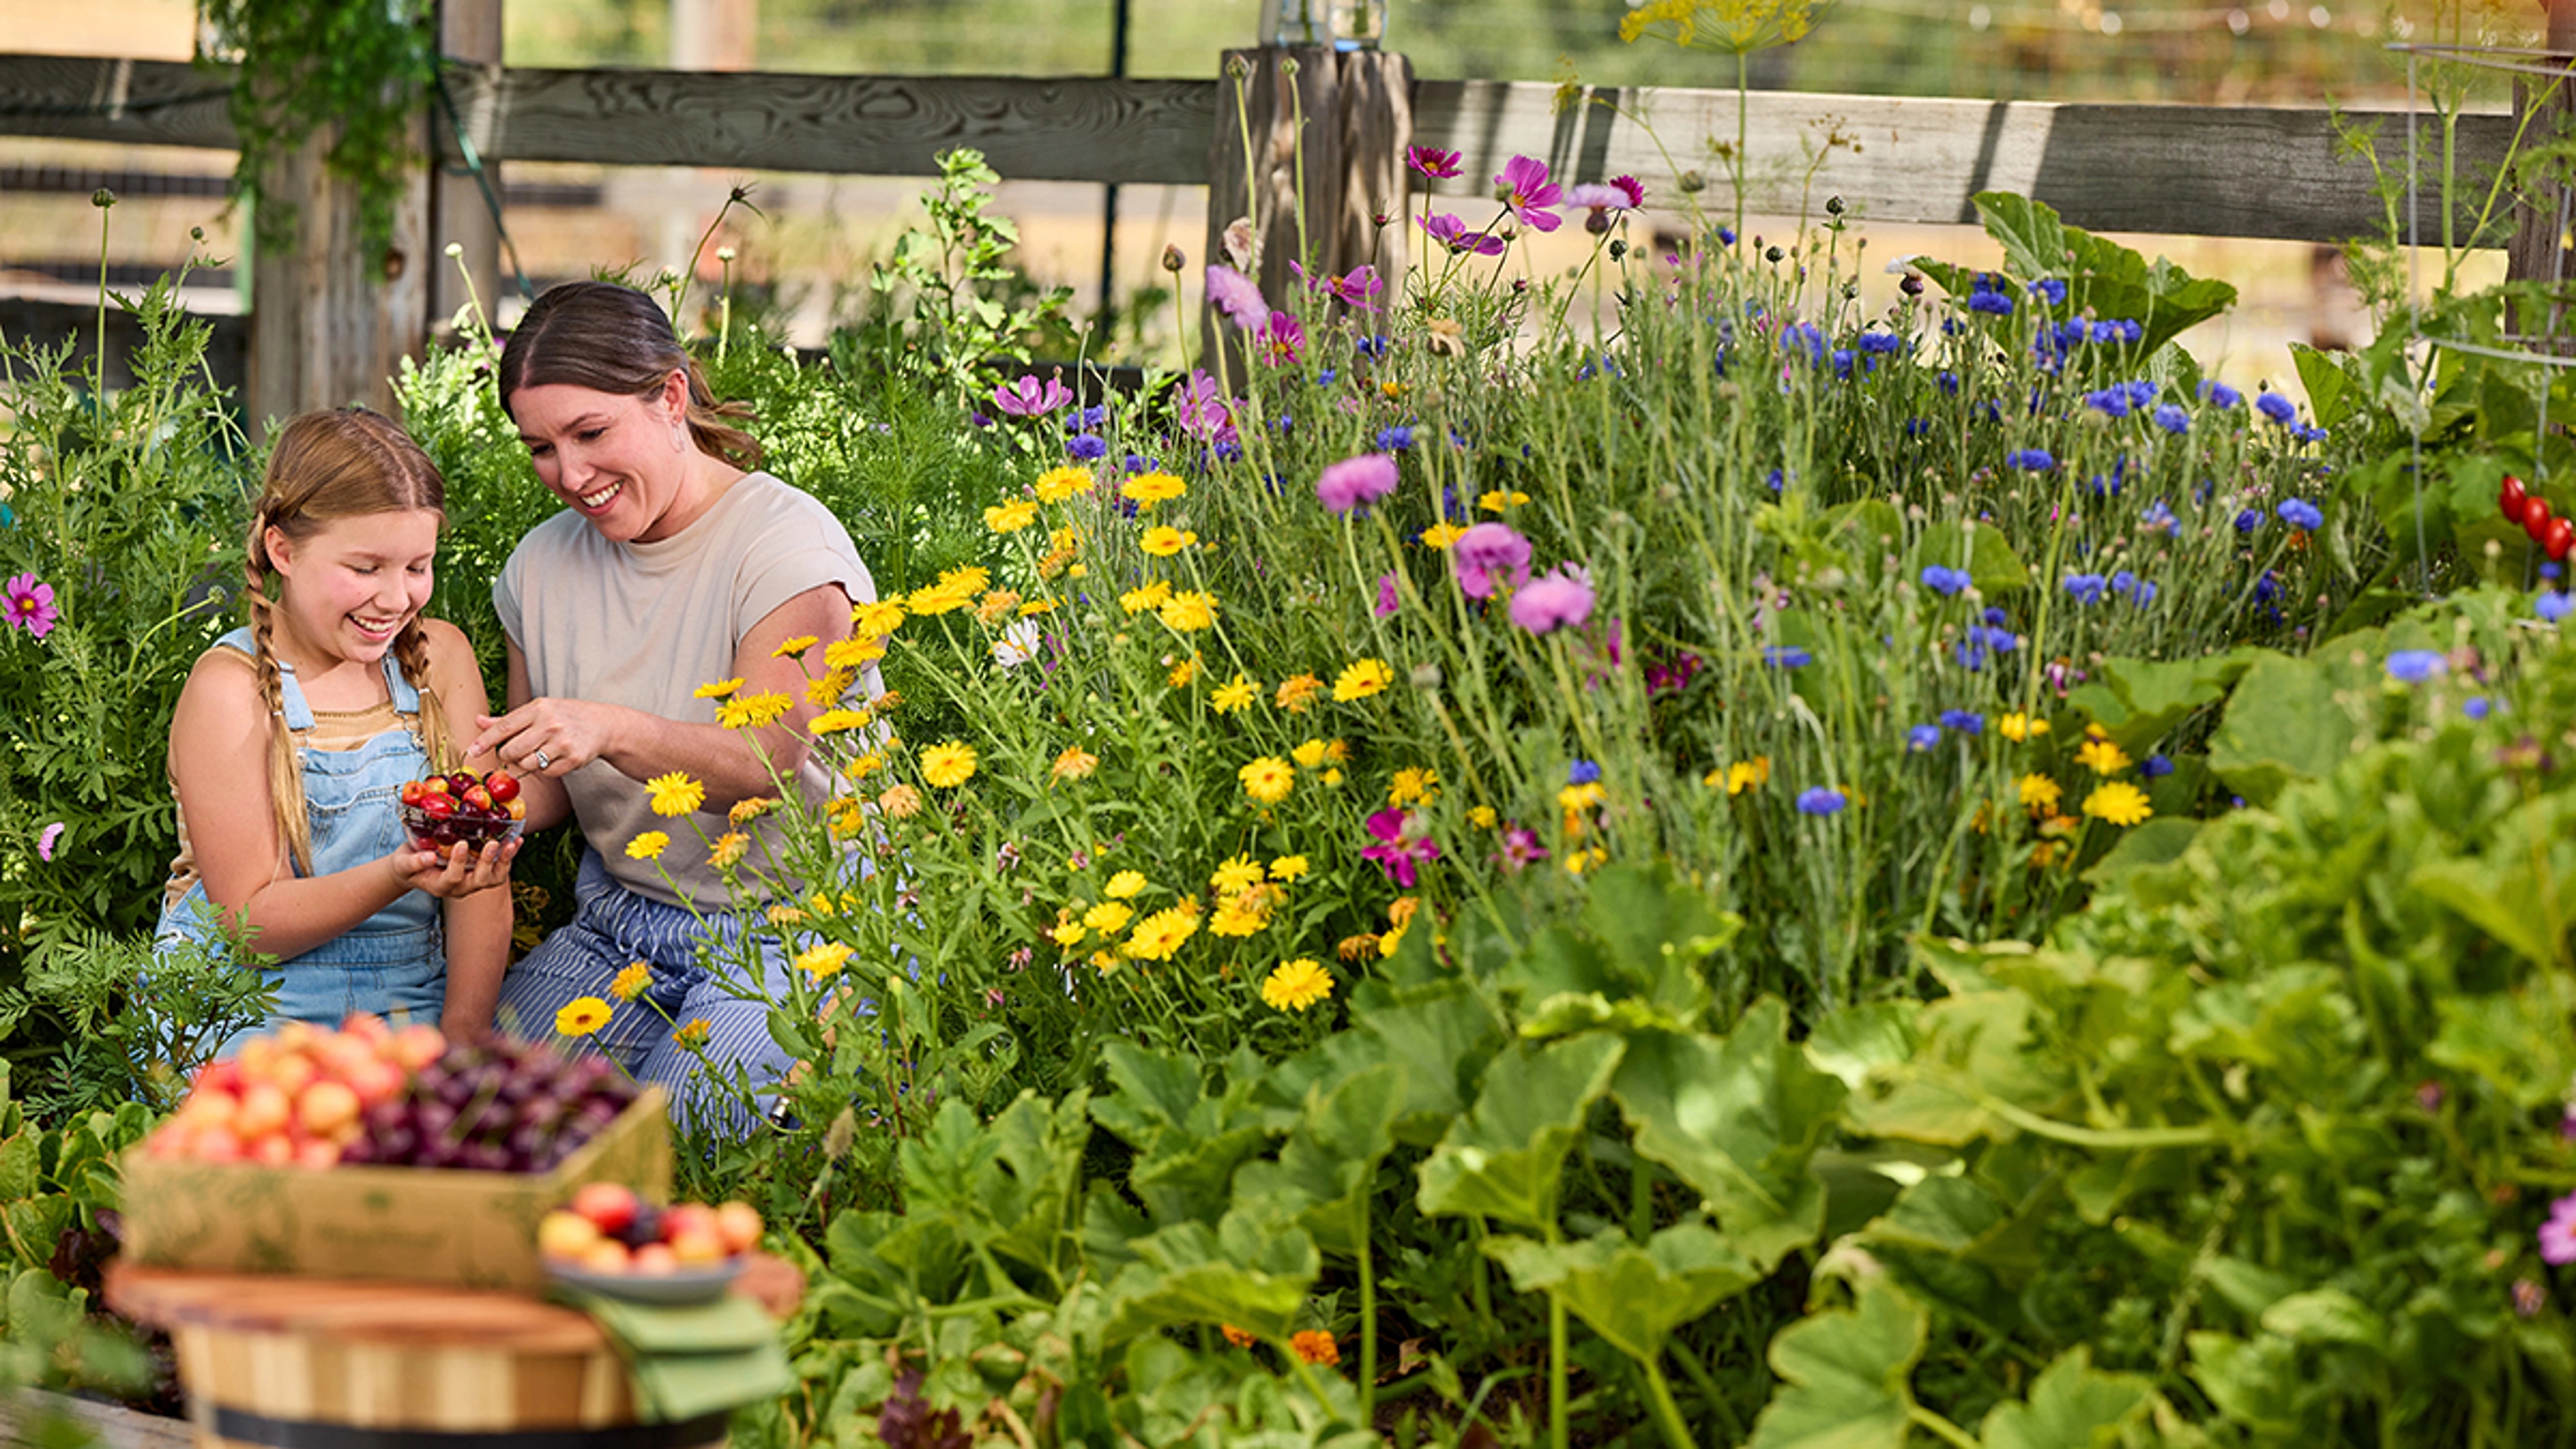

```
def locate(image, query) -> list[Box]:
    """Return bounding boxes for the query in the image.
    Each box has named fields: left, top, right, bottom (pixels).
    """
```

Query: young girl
left=155, top=408, right=518, bottom=1043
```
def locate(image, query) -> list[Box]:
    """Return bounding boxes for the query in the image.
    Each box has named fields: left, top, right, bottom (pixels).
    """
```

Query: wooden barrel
left=104, top=1265, right=731, bottom=1449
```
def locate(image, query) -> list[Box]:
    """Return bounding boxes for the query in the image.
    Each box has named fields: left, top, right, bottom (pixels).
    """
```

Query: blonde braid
left=243, top=514, right=315, bottom=876
left=390, top=619, right=455, bottom=775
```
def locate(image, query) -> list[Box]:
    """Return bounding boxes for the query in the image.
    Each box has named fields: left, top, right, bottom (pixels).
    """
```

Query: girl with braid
left=156, top=408, right=519, bottom=1044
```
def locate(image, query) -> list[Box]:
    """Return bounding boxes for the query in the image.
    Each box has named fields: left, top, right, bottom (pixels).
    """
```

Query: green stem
left=1640, top=1356, right=1694, bottom=1449
left=1548, top=1295, right=1570, bottom=1449
left=1908, top=1405, right=1982, bottom=1449
left=1354, top=1190, right=1378, bottom=1427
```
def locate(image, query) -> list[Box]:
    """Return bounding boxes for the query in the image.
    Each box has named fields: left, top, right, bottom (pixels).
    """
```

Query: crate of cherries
left=399, top=769, right=526, bottom=853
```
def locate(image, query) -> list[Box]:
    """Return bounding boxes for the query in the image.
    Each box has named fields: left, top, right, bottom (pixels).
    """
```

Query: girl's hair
left=496, top=280, right=762, bottom=470
left=244, top=408, right=452, bottom=875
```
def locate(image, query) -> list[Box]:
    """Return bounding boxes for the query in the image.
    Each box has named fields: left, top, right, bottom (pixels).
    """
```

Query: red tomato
left=2525, top=496, right=2553, bottom=542
left=486, top=771, right=521, bottom=804
left=2548, top=518, right=2574, bottom=562
left=2503, top=474, right=2528, bottom=520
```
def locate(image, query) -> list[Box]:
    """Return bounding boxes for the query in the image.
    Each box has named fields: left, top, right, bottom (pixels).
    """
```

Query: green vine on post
left=196, top=0, right=438, bottom=254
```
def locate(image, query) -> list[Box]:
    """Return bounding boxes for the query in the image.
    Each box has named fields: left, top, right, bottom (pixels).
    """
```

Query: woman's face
left=508, top=374, right=696, bottom=544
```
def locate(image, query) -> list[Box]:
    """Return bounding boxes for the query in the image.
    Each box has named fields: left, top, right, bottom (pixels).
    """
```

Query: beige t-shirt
left=493, top=471, right=874, bottom=909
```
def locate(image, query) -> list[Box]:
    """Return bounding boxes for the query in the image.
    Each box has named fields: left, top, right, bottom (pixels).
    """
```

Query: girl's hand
left=390, top=837, right=520, bottom=899
left=470, top=697, right=623, bottom=780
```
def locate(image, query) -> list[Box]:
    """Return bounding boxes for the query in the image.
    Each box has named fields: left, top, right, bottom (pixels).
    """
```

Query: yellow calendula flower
left=694, top=677, right=744, bottom=700
left=1390, top=767, right=1440, bottom=807
left=645, top=771, right=705, bottom=817
left=1167, top=657, right=1199, bottom=687
left=1120, top=580, right=1173, bottom=614
left=1564, top=847, right=1609, bottom=875
left=625, top=830, right=669, bottom=860
left=729, top=796, right=776, bottom=825
left=1334, top=658, right=1393, bottom=702
left=853, top=600, right=906, bottom=638
left=1124, top=904, right=1199, bottom=961
left=811, top=707, right=873, bottom=735
left=1211, top=855, right=1265, bottom=896
left=806, top=669, right=853, bottom=708
left=843, top=751, right=887, bottom=782
left=555, top=997, right=612, bottom=1037
left=1051, top=745, right=1099, bottom=781
left=825, top=636, right=886, bottom=672
left=2019, top=774, right=2063, bottom=812
left=1159, top=590, right=1218, bottom=633
left=1291, top=739, right=1331, bottom=769
left=609, top=961, right=653, bottom=1002
left=719, top=692, right=794, bottom=729
left=794, top=941, right=853, bottom=980
left=709, top=831, right=750, bottom=869
left=1082, top=901, right=1135, bottom=935
left=1121, top=471, right=1187, bottom=508
left=2082, top=781, right=2154, bottom=826
left=1019, top=597, right=1059, bottom=616
left=824, top=796, right=868, bottom=837
left=771, top=635, right=819, bottom=660
left=2076, top=737, right=2131, bottom=777
left=878, top=784, right=923, bottom=819
left=1212, top=674, right=1258, bottom=714
left=1480, top=489, right=1530, bottom=513
left=1322, top=767, right=1344, bottom=787
left=985, top=498, right=1039, bottom=533
left=1725, top=757, right=1772, bottom=796
left=1269, top=854, right=1309, bottom=881
left=1998, top=712, right=2049, bottom=743
left=1106, top=869, right=1147, bottom=900
left=674, top=1018, right=712, bottom=1049
left=1049, top=916, right=1087, bottom=948
left=1034, top=466, right=1095, bottom=502
left=1558, top=781, right=1606, bottom=813
left=1264, top=959, right=1334, bottom=1012
left=1240, top=756, right=1295, bottom=805
left=907, top=580, right=975, bottom=616
left=1467, top=806, right=1498, bottom=829
left=1419, top=523, right=1466, bottom=551
left=1140, top=525, right=1197, bottom=557
left=1209, top=892, right=1272, bottom=938
left=920, top=741, right=978, bottom=788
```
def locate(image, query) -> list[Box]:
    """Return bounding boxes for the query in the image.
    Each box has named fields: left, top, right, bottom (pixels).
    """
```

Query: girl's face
left=508, top=373, right=700, bottom=545
left=266, top=509, right=440, bottom=669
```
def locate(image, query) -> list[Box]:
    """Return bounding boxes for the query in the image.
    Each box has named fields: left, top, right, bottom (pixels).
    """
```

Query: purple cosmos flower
left=1493, top=156, right=1562, bottom=232
left=1374, top=572, right=1401, bottom=619
left=1257, top=309, right=1306, bottom=366
left=1452, top=522, right=1532, bottom=600
left=1795, top=786, right=1846, bottom=816
left=1205, top=264, right=1271, bottom=330
left=1173, top=370, right=1235, bottom=443
left=1497, top=823, right=1550, bottom=871
left=2385, top=649, right=2446, bottom=683
left=2541, top=1193, right=2576, bottom=1265
left=1316, top=453, right=1401, bottom=515
left=1566, top=180, right=1642, bottom=216
left=35, top=822, right=63, bottom=862
left=1644, top=651, right=1701, bottom=696
left=1406, top=146, right=1463, bottom=179
left=994, top=373, right=1073, bottom=419
left=1509, top=568, right=1595, bottom=634
left=1361, top=808, right=1441, bottom=888
left=3, top=574, right=58, bottom=638
left=1419, top=211, right=1507, bottom=256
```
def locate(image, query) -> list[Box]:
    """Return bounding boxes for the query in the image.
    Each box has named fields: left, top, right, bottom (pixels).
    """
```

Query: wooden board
left=0, top=1392, right=195, bottom=1449
left=107, top=1265, right=614, bottom=1352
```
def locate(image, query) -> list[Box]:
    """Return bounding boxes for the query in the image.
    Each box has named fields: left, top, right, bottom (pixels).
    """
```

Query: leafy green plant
left=0, top=930, right=272, bottom=1121
left=196, top=0, right=439, bottom=252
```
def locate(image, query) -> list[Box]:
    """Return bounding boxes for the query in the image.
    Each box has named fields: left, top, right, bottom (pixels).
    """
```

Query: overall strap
left=212, top=625, right=316, bottom=732
left=380, top=645, right=424, bottom=714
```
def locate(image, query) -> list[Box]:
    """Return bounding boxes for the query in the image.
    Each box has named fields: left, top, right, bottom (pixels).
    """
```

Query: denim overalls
left=156, top=626, right=445, bottom=1036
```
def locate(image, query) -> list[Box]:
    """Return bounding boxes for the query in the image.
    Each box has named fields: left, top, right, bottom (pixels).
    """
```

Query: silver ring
left=531, top=749, right=552, bottom=771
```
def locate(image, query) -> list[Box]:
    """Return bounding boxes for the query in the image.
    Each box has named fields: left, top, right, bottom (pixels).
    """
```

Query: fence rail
left=0, top=52, right=2518, bottom=246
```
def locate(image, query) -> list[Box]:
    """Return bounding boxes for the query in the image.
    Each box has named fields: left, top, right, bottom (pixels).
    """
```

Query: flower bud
left=1676, top=170, right=1705, bottom=194
left=91, top=188, right=115, bottom=209
left=1161, top=244, right=1186, bottom=273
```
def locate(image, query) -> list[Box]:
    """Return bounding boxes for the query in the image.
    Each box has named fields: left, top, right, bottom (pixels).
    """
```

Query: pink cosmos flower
left=3, top=574, right=56, bottom=639
left=1493, top=156, right=1562, bottom=233
left=1418, top=212, right=1506, bottom=257
left=1316, top=453, right=1399, bottom=515
left=994, top=374, right=1073, bottom=418
left=1290, top=261, right=1385, bottom=313
left=1450, top=522, right=1532, bottom=600
left=1205, top=264, right=1271, bottom=330
left=1360, top=808, right=1440, bottom=888
left=1497, top=824, right=1550, bottom=872
left=1173, top=370, right=1236, bottom=443
left=1509, top=567, right=1595, bottom=634
left=2542, top=1193, right=2576, bottom=1266
left=1406, top=146, right=1463, bottom=180
left=36, top=822, right=64, bottom=862
left=1566, top=176, right=1646, bottom=214
left=1256, top=310, right=1306, bottom=367
left=1374, top=572, right=1401, bottom=619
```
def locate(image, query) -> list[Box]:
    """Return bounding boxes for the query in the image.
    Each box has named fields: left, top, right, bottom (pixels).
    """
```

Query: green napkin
left=552, top=1287, right=795, bottom=1422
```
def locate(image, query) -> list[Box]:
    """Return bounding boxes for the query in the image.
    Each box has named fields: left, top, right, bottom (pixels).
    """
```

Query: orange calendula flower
left=609, top=961, right=653, bottom=1002
left=1336, top=934, right=1380, bottom=961
left=1220, top=1324, right=1257, bottom=1348
left=1290, top=1331, right=1340, bottom=1366
left=1051, top=746, right=1099, bottom=781
left=974, top=589, right=1023, bottom=625
left=1275, top=674, right=1324, bottom=713
left=878, top=784, right=924, bottom=819
left=709, top=831, right=750, bottom=869
left=674, top=1018, right=712, bottom=1049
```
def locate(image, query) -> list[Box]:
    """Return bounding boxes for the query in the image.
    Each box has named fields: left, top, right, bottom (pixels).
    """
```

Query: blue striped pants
left=496, top=850, right=794, bottom=1137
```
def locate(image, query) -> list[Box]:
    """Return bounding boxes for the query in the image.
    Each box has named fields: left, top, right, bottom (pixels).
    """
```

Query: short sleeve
left=733, top=484, right=875, bottom=636
left=492, top=543, right=527, bottom=649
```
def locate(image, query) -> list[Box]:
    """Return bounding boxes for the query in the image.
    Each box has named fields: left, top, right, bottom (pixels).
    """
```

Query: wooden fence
left=0, top=48, right=2540, bottom=421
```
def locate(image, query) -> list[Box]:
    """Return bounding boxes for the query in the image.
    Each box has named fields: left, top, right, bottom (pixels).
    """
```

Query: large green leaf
left=1318, top=981, right=1505, bottom=1146
left=1484, top=1223, right=1762, bottom=1365
left=1972, top=193, right=2239, bottom=358
left=1611, top=999, right=1844, bottom=1270
left=2069, top=650, right=2265, bottom=755
left=1231, top=1065, right=1403, bottom=1255
left=1744, top=1277, right=1927, bottom=1449
left=1416, top=1034, right=1625, bottom=1231
left=1976, top=1348, right=2153, bottom=1448
left=1104, top=1201, right=1321, bottom=1344
left=2207, top=650, right=2371, bottom=806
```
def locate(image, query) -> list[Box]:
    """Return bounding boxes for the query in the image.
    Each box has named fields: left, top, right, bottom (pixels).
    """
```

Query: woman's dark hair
left=496, top=280, right=761, bottom=470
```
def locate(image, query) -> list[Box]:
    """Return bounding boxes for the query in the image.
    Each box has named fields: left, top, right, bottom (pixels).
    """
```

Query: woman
left=468, top=280, right=875, bottom=1124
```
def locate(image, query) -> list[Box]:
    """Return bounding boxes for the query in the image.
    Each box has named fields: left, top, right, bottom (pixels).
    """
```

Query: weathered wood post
left=429, top=0, right=504, bottom=341
left=2506, top=0, right=2575, bottom=352
left=1203, top=42, right=1412, bottom=364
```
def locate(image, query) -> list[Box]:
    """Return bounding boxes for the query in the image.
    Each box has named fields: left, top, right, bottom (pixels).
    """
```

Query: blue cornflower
left=2385, top=650, right=2446, bottom=682
left=2200, top=380, right=2243, bottom=409
left=2153, top=404, right=2191, bottom=435
left=2132, top=580, right=2159, bottom=607
left=1982, top=607, right=2008, bottom=627
left=1377, top=425, right=1416, bottom=451
left=1124, top=453, right=1157, bottom=474
left=2277, top=498, right=2324, bottom=531
left=2029, top=277, right=2068, bottom=305
left=1976, top=400, right=2003, bottom=425
left=1937, top=370, right=1961, bottom=396
left=2235, top=508, right=2263, bottom=533
left=2084, top=388, right=2131, bottom=419
left=1832, top=349, right=1857, bottom=380
left=2090, top=472, right=2123, bottom=500
left=2141, top=500, right=2178, bottom=535
left=1968, top=290, right=2015, bottom=317
left=1355, top=335, right=1392, bottom=358
left=2063, top=573, right=2108, bottom=605
left=2294, top=423, right=2330, bottom=443
left=2545, top=562, right=2565, bottom=580
left=2122, top=381, right=2160, bottom=408
left=1859, top=331, right=1904, bottom=355
left=2004, top=448, right=2056, bottom=472
left=1780, top=325, right=1827, bottom=363
left=1939, top=709, right=1986, bottom=735
left=2538, top=591, right=2575, bottom=624
left=1953, top=640, right=1989, bottom=670
left=1214, top=438, right=1244, bottom=463
left=1066, top=434, right=1108, bottom=461
left=1073, top=405, right=1108, bottom=429
left=1907, top=724, right=1943, bottom=753
left=1796, top=786, right=1847, bottom=816
left=1717, top=226, right=1738, bottom=246
left=1766, top=468, right=1785, bottom=493
left=2465, top=697, right=2492, bottom=720
left=1978, top=625, right=2020, bottom=654
left=1920, top=565, right=1971, bottom=596
left=1316, top=367, right=1337, bottom=386
left=969, top=411, right=995, bottom=429
left=2140, top=754, right=2175, bottom=778
left=2256, top=392, right=2297, bottom=425
left=1568, top=759, right=1601, bottom=786
left=1904, top=418, right=1933, bottom=438
left=1764, top=645, right=1812, bottom=668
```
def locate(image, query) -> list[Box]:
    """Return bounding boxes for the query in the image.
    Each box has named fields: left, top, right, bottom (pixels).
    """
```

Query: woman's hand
left=390, top=837, right=520, bottom=899
left=470, top=696, right=627, bottom=780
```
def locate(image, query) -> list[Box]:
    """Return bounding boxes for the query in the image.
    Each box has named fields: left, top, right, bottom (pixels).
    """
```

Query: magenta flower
left=1451, top=522, right=1532, bottom=600
left=2544, top=1193, right=2576, bottom=1265
left=1374, top=572, right=1401, bottom=619
left=994, top=373, right=1073, bottom=419
left=1407, top=146, right=1463, bottom=180
left=1509, top=568, right=1595, bottom=634
left=35, top=822, right=64, bottom=862
left=1566, top=176, right=1646, bottom=221
left=1493, top=156, right=1562, bottom=233
left=1496, top=823, right=1550, bottom=873
left=1316, top=453, right=1400, bottom=515
left=1256, top=309, right=1306, bottom=367
left=3, top=574, right=57, bottom=639
left=1419, top=211, right=1507, bottom=257
left=1205, top=264, right=1271, bottom=330
left=1645, top=650, right=1703, bottom=697
left=1360, top=808, right=1440, bottom=888
left=1173, top=369, right=1236, bottom=443
left=1328, top=264, right=1385, bottom=312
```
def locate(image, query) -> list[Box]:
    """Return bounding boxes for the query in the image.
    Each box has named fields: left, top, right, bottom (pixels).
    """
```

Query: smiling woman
left=468, top=280, right=883, bottom=1132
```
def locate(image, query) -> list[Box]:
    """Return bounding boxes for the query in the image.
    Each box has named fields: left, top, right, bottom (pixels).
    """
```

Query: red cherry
left=422, top=777, right=451, bottom=797
left=399, top=780, right=426, bottom=807
left=2547, top=518, right=2573, bottom=563
left=462, top=784, right=494, bottom=814
left=418, top=793, right=455, bottom=820
left=447, top=773, right=480, bottom=797
left=2503, top=474, right=2528, bottom=521
left=485, top=772, right=521, bottom=804
left=2524, top=496, right=2553, bottom=542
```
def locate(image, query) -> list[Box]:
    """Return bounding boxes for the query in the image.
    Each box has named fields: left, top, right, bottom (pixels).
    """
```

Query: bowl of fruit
left=539, top=1185, right=765, bottom=1305
left=399, top=770, right=526, bottom=854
